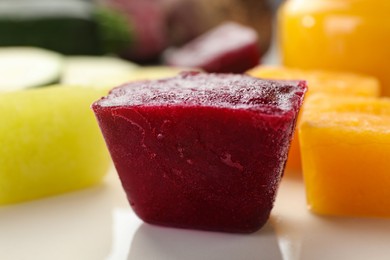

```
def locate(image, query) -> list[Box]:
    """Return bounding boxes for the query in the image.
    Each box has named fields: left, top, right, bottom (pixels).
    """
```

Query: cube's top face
left=248, top=66, right=380, bottom=97
left=93, top=72, right=306, bottom=117
left=301, top=94, right=390, bottom=131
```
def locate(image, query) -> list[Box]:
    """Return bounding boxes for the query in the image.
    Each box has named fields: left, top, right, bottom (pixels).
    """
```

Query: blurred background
left=0, top=0, right=284, bottom=64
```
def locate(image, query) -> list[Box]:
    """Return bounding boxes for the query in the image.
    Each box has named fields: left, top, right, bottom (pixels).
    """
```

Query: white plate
left=1, top=168, right=389, bottom=260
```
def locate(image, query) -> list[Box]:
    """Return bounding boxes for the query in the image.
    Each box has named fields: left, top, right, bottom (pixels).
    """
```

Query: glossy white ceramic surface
left=1, top=168, right=389, bottom=260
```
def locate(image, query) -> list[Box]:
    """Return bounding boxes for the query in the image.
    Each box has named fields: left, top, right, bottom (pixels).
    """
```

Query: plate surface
left=1, top=168, right=389, bottom=260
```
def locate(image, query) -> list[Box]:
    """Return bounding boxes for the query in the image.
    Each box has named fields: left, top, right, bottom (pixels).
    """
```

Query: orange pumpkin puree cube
left=299, top=94, right=390, bottom=217
left=247, top=66, right=380, bottom=173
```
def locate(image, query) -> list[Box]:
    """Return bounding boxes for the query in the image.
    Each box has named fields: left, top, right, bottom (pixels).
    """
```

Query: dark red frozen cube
left=164, top=22, right=261, bottom=73
left=92, top=72, right=306, bottom=233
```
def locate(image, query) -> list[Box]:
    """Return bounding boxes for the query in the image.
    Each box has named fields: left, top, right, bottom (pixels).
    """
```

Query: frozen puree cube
left=299, top=94, right=390, bottom=217
left=248, top=66, right=380, bottom=173
left=0, top=86, right=111, bottom=205
left=92, top=72, right=306, bottom=233
left=164, top=22, right=261, bottom=73
left=248, top=66, right=380, bottom=97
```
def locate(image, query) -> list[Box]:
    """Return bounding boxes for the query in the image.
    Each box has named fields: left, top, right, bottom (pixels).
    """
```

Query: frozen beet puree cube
left=92, top=72, right=306, bottom=233
left=164, top=22, right=261, bottom=73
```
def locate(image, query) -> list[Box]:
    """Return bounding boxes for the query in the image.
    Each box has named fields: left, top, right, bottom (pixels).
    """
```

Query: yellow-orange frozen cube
left=299, top=94, right=390, bottom=217
left=247, top=66, right=380, bottom=97
left=247, top=66, right=380, bottom=173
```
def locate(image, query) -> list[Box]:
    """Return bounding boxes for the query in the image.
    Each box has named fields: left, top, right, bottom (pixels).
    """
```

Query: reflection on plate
left=128, top=219, right=282, bottom=260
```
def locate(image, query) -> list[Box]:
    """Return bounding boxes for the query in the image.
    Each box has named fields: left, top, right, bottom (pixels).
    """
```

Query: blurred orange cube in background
left=278, top=0, right=390, bottom=96
left=248, top=66, right=380, bottom=174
